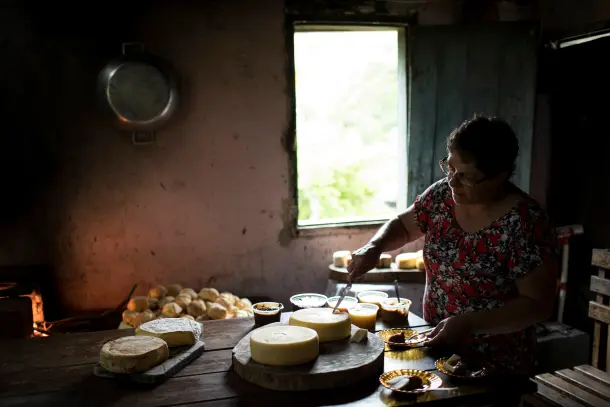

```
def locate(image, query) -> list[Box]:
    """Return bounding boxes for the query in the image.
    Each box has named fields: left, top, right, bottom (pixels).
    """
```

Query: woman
left=348, top=115, right=558, bottom=374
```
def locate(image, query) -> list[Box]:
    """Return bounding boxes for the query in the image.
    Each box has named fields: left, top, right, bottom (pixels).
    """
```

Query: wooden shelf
left=328, top=264, right=425, bottom=283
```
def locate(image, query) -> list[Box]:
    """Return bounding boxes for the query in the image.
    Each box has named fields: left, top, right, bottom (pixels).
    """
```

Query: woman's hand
left=425, top=316, right=473, bottom=348
left=347, top=244, right=381, bottom=282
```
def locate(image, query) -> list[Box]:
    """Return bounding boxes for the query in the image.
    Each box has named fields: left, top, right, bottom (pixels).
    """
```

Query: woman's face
left=445, top=151, right=502, bottom=205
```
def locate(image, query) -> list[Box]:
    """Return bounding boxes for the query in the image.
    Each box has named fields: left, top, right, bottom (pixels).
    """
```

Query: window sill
left=295, top=219, right=388, bottom=238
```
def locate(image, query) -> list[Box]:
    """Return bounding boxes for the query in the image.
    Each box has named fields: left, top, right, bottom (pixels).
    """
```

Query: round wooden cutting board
left=232, top=322, right=384, bottom=391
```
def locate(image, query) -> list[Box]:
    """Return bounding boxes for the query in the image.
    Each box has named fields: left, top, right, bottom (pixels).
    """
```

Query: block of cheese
left=377, top=253, right=392, bottom=268
left=250, top=325, right=319, bottom=366
left=333, top=250, right=352, bottom=268
left=289, top=308, right=351, bottom=342
left=443, top=354, right=462, bottom=373
left=99, top=336, right=169, bottom=374
left=351, top=327, right=368, bottom=343
left=136, top=318, right=202, bottom=347
left=416, top=257, right=425, bottom=270
left=395, top=252, right=420, bottom=269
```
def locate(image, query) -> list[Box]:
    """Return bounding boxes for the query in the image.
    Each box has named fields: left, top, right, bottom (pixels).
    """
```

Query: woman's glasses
left=439, top=157, right=488, bottom=188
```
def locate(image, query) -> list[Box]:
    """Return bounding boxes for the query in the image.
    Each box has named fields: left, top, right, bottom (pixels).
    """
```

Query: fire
left=22, top=290, right=49, bottom=337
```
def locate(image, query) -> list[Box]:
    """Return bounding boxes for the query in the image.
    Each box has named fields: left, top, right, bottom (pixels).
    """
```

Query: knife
left=332, top=282, right=352, bottom=313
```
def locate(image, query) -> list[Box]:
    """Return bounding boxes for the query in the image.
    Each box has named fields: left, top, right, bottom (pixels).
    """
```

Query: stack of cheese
left=395, top=250, right=425, bottom=270
left=249, top=307, right=368, bottom=366
left=332, top=250, right=425, bottom=270
left=100, top=317, right=202, bottom=374
left=120, top=284, right=254, bottom=329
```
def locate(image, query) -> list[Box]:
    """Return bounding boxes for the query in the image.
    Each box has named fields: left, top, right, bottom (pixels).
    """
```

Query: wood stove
left=0, top=265, right=60, bottom=339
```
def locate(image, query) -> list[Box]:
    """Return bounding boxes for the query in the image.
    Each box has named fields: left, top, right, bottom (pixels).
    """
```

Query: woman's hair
left=446, top=115, right=519, bottom=177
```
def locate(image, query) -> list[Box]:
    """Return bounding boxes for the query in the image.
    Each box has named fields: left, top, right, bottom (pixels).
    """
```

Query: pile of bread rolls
left=120, top=284, right=254, bottom=329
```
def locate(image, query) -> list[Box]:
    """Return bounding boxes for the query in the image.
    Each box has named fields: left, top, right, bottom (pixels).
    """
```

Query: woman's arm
left=461, top=261, right=558, bottom=335
left=370, top=206, right=424, bottom=252
left=347, top=207, right=424, bottom=281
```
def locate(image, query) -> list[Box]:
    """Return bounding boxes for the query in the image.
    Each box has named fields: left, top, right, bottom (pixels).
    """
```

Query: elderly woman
left=348, top=115, right=558, bottom=374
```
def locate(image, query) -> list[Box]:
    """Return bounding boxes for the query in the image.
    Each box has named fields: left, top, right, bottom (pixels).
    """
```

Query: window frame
left=287, top=21, right=409, bottom=236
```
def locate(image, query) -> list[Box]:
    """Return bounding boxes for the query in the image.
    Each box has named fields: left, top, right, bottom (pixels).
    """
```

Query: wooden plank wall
left=407, top=23, right=538, bottom=205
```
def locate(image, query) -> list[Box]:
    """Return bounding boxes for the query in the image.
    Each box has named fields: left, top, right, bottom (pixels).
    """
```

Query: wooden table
left=0, top=312, right=533, bottom=406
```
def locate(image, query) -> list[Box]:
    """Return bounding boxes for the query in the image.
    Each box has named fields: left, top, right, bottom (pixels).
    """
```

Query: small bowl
left=379, top=369, right=442, bottom=394
left=356, top=291, right=388, bottom=305
left=378, top=328, right=427, bottom=349
left=290, top=293, right=328, bottom=311
left=252, top=302, right=283, bottom=326
left=380, top=297, right=412, bottom=324
left=348, top=303, right=379, bottom=330
left=327, top=296, right=358, bottom=312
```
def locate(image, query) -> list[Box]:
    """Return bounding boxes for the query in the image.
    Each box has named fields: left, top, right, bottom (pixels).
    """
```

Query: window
left=293, top=25, right=407, bottom=228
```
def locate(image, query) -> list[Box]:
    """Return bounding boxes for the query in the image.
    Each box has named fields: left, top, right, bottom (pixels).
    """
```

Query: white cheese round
left=136, top=317, right=202, bottom=347
left=99, top=336, right=169, bottom=374
left=250, top=325, right=319, bottom=366
left=289, top=307, right=351, bottom=342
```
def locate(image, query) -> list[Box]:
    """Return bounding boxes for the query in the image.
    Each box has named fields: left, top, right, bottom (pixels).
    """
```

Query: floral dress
left=413, top=179, right=557, bottom=373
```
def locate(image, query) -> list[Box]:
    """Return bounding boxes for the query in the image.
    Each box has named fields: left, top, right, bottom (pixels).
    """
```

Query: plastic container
left=380, top=297, right=411, bottom=325
left=348, top=303, right=379, bottom=331
left=290, top=293, right=328, bottom=311
left=252, top=302, right=283, bottom=326
left=326, top=296, right=358, bottom=312
left=356, top=291, right=388, bottom=315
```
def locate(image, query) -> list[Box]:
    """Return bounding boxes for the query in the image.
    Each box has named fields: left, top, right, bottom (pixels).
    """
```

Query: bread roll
left=199, top=287, right=220, bottom=302
left=167, top=284, right=183, bottom=297
left=159, top=296, right=175, bottom=308
left=136, top=310, right=156, bottom=327
left=122, top=310, right=140, bottom=326
left=148, top=297, right=159, bottom=310
left=237, top=298, right=252, bottom=310
left=187, top=299, right=207, bottom=317
left=127, top=296, right=149, bottom=312
left=175, top=294, right=192, bottom=309
left=181, top=314, right=195, bottom=321
left=180, top=288, right=198, bottom=300
left=162, top=302, right=182, bottom=318
left=220, top=292, right=237, bottom=306
left=148, top=285, right=167, bottom=299
left=215, top=296, right=232, bottom=309
left=208, top=303, right=227, bottom=320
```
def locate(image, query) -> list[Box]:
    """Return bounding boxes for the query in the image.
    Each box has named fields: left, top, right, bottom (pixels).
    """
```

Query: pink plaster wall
left=46, top=1, right=412, bottom=311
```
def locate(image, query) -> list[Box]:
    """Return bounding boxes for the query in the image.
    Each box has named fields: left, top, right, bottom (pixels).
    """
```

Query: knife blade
left=332, top=282, right=352, bottom=313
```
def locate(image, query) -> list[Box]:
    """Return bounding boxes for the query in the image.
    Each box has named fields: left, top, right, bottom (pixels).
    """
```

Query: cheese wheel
left=377, top=253, right=392, bottom=268
left=289, top=308, right=351, bottom=342
left=332, top=250, right=352, bottom=267
left=99, top=336, right=169, bottom=373
left=395, top=252, right=419, bottom=269
left=250, top=325, right=319, bottom=366
left=136, top=317, right=202, bottom=347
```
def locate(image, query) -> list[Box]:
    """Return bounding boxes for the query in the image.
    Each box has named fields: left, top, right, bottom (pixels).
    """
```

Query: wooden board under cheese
left=232, top=322, right=384, bottom=391
left=93, top=340, right=205, bottom=384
